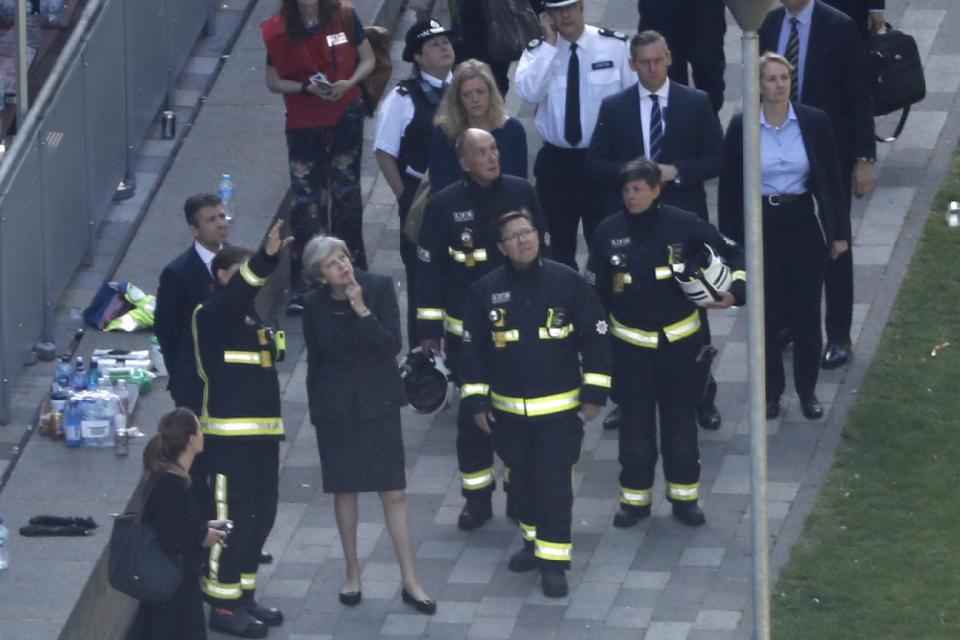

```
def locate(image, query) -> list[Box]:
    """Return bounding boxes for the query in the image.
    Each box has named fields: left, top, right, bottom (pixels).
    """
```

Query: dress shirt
left=194, top=241, right=218, bottom=276
left=760, top=104, right=810, bottom=196
left=374, top=70, right=454, bottom=158
left=638, top=79, right=670, bottom=157
left=776, top=0, right=815, bottom=100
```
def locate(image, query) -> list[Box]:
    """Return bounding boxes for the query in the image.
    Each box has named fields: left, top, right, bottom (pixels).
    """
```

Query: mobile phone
left=310, top=72, right=332, bottom=89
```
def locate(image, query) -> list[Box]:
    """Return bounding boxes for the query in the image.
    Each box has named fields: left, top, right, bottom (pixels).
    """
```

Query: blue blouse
left=428, top=117, right=529, bottom=193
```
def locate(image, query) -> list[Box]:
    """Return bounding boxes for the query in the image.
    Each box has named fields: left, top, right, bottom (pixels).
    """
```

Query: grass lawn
left=772, top=148, right=960, bottom=639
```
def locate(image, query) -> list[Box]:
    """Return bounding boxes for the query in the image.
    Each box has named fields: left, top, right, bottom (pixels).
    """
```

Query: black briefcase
left=867, top=24, right=926, bottom=142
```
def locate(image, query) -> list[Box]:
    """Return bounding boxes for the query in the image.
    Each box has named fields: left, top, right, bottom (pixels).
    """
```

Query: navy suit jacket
left=759, top=1, right=876, bottom=169
left=587, top=81, right=723, bottom=219
left=718, top=102, right=847, bottom=247
left=154, top=245, right=214, bottom=412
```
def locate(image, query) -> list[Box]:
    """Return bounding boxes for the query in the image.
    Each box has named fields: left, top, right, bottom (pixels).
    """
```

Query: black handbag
left=867, top=24, right=926, bottom=142
left=108, top=510, right=183, bottom=603
left=482, top=0, right=542, bottom=63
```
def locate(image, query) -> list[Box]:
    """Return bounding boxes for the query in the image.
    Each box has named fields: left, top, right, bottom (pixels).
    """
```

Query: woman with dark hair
left=429, top=59, right=528, bottom=192
left=262, top=0, right=376, bottom=312
left=128, top=409, right=229, bottom=640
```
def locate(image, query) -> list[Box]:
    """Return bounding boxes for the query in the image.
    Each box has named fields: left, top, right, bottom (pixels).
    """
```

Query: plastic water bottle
left=72, top=357, right=86, bottom=392
left=64, top=398, right=83, bottom=447
left=218, top=174, right=235, bottom=220
left=0, top=518, right=9, bottom=571
left=56, top=355, right=72, bottom=388
left=87, top=358, right=100, bottom=391
left=41, top=0, right=64, bottom=26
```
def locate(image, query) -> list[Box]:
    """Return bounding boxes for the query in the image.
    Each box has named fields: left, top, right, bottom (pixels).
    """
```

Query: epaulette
left=527, top=38, right=542, bottom=50
left=598, top=28, right=627, bottom=41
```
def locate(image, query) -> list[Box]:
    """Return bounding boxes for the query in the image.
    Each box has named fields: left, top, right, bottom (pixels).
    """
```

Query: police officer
left=586, top=158, right=745, bottom=529
left=375, top=19, right=455, bottom=348
left=461, top=209, right=611, bottom=598
left=193, top=220, right=292, bottom=638
left=514, top=0, right=632, bottom=270
left=416, top=128, right=549, bottom=531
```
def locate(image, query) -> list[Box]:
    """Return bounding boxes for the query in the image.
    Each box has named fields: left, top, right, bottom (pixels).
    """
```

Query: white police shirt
left=374, top=70, right=453, bottom=162
left=514, top=25, right=632, bottom=149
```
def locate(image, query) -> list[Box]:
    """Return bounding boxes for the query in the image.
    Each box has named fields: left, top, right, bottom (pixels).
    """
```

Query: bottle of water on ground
left=72, top=357, right=86, bottom=392
left=0, top=518, right=8, bottom=570
left=218, top=173, right=235, bottom=220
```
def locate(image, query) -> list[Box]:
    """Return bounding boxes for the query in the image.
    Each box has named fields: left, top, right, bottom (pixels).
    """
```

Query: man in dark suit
left=822, top=0, right=885, bottom=38
left=760, top=0, right=876, bottom=369
left=154, top=194, right=229, bottom=413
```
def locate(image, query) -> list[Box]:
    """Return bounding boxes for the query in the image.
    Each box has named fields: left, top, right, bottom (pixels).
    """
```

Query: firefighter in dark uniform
left=586, top=158, right=745, bottom=529
left=416, top=128, right=549, bottom=531
left=193, top=220, right=292, bottom=638
left=460, top=209, right=611, bottom=598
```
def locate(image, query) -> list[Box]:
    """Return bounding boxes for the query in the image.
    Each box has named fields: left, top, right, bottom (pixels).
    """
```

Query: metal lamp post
left=724, top=1, right=775, bottom=638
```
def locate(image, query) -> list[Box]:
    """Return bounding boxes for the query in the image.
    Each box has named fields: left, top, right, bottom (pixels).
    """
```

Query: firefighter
left=192, top=220, right=293, bottom=638
left=460, top=209, right=611, bottom=598
left=586, top=158, right=745, bottom=529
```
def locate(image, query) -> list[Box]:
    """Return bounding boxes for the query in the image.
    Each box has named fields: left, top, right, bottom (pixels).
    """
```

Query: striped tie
left=786, top=17, right=800, bottom=101
left=648, top=94, right=663, bottom=161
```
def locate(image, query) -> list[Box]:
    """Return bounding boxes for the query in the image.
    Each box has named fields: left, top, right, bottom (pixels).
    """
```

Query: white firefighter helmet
left=673, top=244, right=733, bottom=307
left=400, top=347, right=453, bottom=415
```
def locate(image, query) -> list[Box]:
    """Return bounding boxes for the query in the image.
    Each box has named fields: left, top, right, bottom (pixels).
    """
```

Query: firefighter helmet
left=673, top=244, right=733, bottom=307
left=400, top=348, right=453, bottom=415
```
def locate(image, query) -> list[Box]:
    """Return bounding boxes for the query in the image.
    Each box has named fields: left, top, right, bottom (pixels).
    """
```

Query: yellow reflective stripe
left=667, top=482, right=699, bottom=501
left=535, top=539, right=572, bottom=561
left=417, top=307, right=444, bottom=320
left=444, top=314, right=464, bottom=336
left=622, top=273, right=633, bottom=284
left=461, top=383, right=490, bottom=398
left=461, top=467, right=494, bottom=490
left=448, top=247, right=489, bottom=263
left=620, top=486, right=652, bottom=506
left=490, top=389, right=580, bottom=417
left=223, top=350, right=262, bottom=365
left=203, top=579, right=243, bottom=599
left=493, top=329, right=520, bottom=342
left=519, top=521, right=537, bottom=542
left=239, top=260, right=266, bottom=287
left=664, top=310, right=701, bottom=343
left=655, top=266, right=673, bottom=280
left=538, top=324, right=575, bottom=339
left=214, top=474, right=228, bottom=521
left=610, top=315, right=659, bottom=348
left=192, top=305, right=211, bottom=419
left=583, top=373, right=612, bottom=388
left=202, top=418, right=284, bottom=437
left=731, top=269, right=746, bottom=282
left=240, top=573, right=257, bottom=590
left=503, top=465, right=511, bottom=485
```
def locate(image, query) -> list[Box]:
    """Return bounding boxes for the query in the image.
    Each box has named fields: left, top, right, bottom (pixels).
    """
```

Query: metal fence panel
left=124, top=0, right=167, bottom=145
left=40, top=62, right=90, bottom=300
left=82, top=0, right=127, bottom=225
left=165, top=0, right=207, bottom=81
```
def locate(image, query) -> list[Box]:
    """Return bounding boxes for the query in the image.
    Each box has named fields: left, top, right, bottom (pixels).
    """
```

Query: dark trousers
left=824, top=166, right=854, bottom=344
left=202, top=440, right=279, bottom=606
left=491, top=412, right=583, bottom=569
left=616, top=338, right=702, bottom=505
left=448, top=338, right=497, bottom=499
left=534, top=144, right=604, bottom=270
left=286, top=101, right=367, bottom=292
left=763, top=195, right=828, bottom=400
left=398, top=173, right=423, bottom=350
left=638, top=0, right=727, bottom=113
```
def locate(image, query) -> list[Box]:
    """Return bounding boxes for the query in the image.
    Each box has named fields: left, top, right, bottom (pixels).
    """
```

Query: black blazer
left=303, top=270, right=407, bottom=424
left=155, top=246, right=213, bottom=412
left=759, top=1, right=876, bottom=166
left=587, top=81, right=723, bottom=219
left=718, top=102, right=847, bottom=247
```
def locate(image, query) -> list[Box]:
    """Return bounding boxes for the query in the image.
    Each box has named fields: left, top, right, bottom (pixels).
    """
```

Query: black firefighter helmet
left=400, top=347, right=453, bottom=415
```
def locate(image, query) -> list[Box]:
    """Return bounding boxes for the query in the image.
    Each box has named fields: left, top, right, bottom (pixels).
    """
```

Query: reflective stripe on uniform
left=203, top=578, right=243, bottom=600
left=214, top=474, right=229, bottom=520
left=663, top=310, right=701, bottom=343
left=620, top=486, right=652, bottom=506
left=417, top=308, right=444, bottom=321
left=202, top=418, right=284, bottom=437
left=519, top=521, right=537, bottom=542
left=461, top=467, right=495, bottom=490
left=490, top=388, right=580, bottom=417
left=622, top=273, right=633, bottom=284
left=240, top=573, right=257, bottom=590
left=535, top=539, right=572, bottom=562
left=461, top=383, right=489, bottom=398
left=538, top=324, right=575, bottom=339
left=223, top=350, right=262, bottom=365
left=583, top=373, right=612, bottom=388
left=655, top=266, right=673, bottom=280
left=239, top=261, right=266, bottom=287
left=448, top=247, right=489, bottom=263
left=731, top=269, right=746, bottom=282
left=667, top=482, right=699, bottom=501
left=610, top=315, right=659, bottom=348
left=444, top=314, right=464, bottom=336
left=503, top=465, right=510, bottom=486
left=493, top=329, right=520, bottom=342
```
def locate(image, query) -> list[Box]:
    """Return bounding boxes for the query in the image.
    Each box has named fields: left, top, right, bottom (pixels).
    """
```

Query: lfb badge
left=610, top=253, right=627, bottom=293
left=667, top=243, right=685, bottom=266
left=462, top=229, right=476, bottom=266
left=546, top=307, right=567, bottom=337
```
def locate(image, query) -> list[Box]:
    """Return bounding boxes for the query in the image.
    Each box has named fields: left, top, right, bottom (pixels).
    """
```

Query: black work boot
left=696, top=376, right=722, bottom=430
left=671, top=501, right=706, bottom=527
left=457, top=493, right=493, bottom=531
left=244, top=592, right=283, bottom=626
left=209, top=606, right=268, bottom=638
left=540, top=567, right=569, bottom=598
left=612, top=504, right=651, bottom=528
left=508, top=541, right=537, bottom=572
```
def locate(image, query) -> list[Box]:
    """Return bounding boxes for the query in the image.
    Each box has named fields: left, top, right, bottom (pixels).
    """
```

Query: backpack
left=866, top=24, right=926, bottom=142
left=341, top=3, right=393, bottom=117
left=482, top=0, right=542, bottom=63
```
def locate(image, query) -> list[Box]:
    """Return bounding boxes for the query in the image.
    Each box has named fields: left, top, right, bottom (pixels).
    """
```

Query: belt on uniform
left=764, top=192, right=811, bottom=206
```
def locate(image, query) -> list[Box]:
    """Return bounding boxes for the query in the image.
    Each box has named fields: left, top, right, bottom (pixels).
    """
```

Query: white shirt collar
left=760, top=103, right=798, bottom=129
left=420, top=70, right=453, bottom=88
left=638, top=78, right=670, bottom=100
left=787, top=0, right=815, bottom=25
left=194, top=241, right=218, bottom=274
left=560, top=27, right=589, bottom=52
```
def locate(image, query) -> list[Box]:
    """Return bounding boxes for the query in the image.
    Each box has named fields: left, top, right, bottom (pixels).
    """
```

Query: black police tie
left=786, top=17, right=800, bottom=101
left=648, top=94, right=663, bottom=161
left=564, top=42, right=582, bottom=147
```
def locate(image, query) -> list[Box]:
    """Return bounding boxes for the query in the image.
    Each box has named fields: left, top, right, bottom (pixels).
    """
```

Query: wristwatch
left=300, top=82, right=310, bottom=95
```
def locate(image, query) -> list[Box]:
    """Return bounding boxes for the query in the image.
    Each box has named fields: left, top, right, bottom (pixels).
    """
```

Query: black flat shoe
left=821, top=341, right=851, bottom=369
left=612, top=504, right=651, bottom=528
left=338, top=590, right=362, bottom=606
left=401, top=588, right=436, bottom=615
left=457, top=494, right=492, bottom=531
left=766, top=398, right=780, bottom=420
left=671, top=502, right=706, bottom=527
left=603, top=406, right=622, bottom=430
left=800, top=395, right=824, bottom=420
left=245, top=601, right=283, bottom=626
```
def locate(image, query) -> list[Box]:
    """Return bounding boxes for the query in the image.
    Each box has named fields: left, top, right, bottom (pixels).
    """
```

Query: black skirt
left=128, top=571, right=206, bottom=640
left=315, top=411, right=406, bottom=494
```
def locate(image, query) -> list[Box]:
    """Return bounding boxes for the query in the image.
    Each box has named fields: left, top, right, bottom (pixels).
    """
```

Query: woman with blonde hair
left=429, top=59, right=528, bottom=192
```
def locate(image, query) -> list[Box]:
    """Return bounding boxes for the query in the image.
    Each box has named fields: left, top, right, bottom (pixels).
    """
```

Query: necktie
left=648, top=94, right=663, bottom=161
left=564, top=43, right=582, bottom=147
left=786, top=17, right=800, bottom=101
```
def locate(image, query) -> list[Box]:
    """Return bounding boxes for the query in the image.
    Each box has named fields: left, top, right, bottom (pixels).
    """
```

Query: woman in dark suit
left=301, top=236, right=435, bottom=615
left=718, top=52, right=847, bottom=421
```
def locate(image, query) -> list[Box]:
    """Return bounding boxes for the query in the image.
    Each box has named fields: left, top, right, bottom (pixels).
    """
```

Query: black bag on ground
left=108, top=511, right=183, bottom=602
left=482, top=0, right=542, bottom=62
left=867, top=24, right=926, bottom=142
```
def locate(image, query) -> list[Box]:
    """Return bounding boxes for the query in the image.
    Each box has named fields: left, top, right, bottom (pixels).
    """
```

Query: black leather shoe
left=696, top=378, right=722, bottom=430
left=671, top=502, right=706, bottom=527
left=245, top=601, right=283, bottom=626
left=457, top=494, right=493, bottom=531
left=540, top=568, right=568, bottom=598
left=508, top=545, right=537, bottom=572
left=800, top=395, right=824, bottom=420
left=612, top=504, right=651, bottom=528
left=259, top=551, right=273, bottom=565
left=821, top=341, right=851, bottom=369
left=603, top=406, right=622, bottom=430
left=209, top=607, right=268, bottom=639
left=401, top=588, right=437, bottom=615
left=338, top=590, right=362, bottom=606
left=766, top=398, right=780, bottom=420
